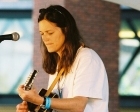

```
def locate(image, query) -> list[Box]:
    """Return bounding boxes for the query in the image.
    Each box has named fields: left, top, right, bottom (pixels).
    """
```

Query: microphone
left=0, top=32, right=20, bottom=42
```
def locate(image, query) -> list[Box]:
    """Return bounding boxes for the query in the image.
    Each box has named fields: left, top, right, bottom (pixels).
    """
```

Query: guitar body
left=27, top=88, right=59, bottom=112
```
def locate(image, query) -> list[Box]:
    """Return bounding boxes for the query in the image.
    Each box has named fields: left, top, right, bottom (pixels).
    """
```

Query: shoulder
left=71, top=47, right=105, bottom=72
left=77, top=47, right=101, bottom=60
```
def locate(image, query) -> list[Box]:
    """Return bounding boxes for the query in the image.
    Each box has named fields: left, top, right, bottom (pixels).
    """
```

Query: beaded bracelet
left=45, top=97, right=51, bottom=109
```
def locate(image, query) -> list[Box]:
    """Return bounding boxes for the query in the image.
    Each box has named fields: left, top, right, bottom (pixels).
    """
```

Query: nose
left=42, top=34, right=49, bottom=41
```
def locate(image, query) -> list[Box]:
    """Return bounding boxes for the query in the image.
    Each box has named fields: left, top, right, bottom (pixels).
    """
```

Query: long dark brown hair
left=38, top=5, right=84, bottom=74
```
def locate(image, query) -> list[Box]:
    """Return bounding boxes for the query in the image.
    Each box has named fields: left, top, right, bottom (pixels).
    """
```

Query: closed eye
left=48, top=32, right=54, bottom=35
left=39, top=32, right=44, bottom=36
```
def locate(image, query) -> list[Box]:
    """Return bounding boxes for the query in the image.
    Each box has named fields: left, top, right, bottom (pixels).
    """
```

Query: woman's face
left=39, top=19, right=65, bottom=56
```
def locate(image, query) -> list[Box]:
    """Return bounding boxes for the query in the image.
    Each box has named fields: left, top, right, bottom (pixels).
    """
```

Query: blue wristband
left=45, top=97, right=51, bottom=109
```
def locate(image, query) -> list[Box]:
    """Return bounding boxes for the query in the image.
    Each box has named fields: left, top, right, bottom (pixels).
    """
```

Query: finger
left=32, top=87, right=36, bottom=92
left=19, top=85, right=25, bottom=89
left=16, top=109, right=28, bottom=112
left=16, top=103, right=24, bottom=110
left=16, top=101, right=28, bottom=110
left=22, top=101, right=27, bottom=105
left=17, top=85, right=25, bottom=94
left=17, top=85, right=22, bottom=92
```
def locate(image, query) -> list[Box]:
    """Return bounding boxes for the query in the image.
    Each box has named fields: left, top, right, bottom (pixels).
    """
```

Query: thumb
left=16, top=101, right=27, bottom=109
left=22, top=101, right=27, bottom=105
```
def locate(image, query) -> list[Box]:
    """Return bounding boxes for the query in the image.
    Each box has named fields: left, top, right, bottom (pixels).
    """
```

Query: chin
left=47, top=50, right=55, bottom=53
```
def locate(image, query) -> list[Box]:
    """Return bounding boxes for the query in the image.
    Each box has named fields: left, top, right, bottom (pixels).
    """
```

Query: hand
left=17, top=85, right=43, bottom=105
left=16, top=101, right=28, bottom=112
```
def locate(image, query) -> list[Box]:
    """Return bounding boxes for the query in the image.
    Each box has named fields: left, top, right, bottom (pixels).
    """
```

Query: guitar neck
left=24, top=70, right=38, bottom=91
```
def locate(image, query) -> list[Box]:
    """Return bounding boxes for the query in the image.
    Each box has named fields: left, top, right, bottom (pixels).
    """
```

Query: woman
left=16, top=5, right=109, bottom=112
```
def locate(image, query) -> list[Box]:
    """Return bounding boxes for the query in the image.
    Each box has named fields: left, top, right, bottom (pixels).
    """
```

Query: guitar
left=24, top=70, right=59, bottom=112
left=28, top=88, right=59, bottom=112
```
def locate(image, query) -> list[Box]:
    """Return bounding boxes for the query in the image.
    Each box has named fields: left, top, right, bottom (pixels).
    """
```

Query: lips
left=45, top=43, right=53, bottom=46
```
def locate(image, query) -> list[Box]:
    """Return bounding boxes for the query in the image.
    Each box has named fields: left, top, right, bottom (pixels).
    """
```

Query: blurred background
left=0, top=0, right=33, bottom=111
left=0, top=0, right=140, bottom=112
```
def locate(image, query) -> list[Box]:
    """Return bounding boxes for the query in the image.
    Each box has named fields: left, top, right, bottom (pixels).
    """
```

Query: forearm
left=50, top=96, right=88, bottom=112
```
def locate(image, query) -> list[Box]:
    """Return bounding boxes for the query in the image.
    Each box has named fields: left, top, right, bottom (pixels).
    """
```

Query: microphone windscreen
left=12, top=32, right=20, bottom=41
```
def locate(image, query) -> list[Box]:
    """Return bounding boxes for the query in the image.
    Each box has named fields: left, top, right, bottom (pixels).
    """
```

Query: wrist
left=40, top=97, right=51, bottom=109
left=39, top=96, right=44, bottom=105
left=40, top=97, right=46, bottom=109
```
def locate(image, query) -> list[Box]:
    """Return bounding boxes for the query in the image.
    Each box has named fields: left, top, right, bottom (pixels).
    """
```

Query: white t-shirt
left=48, top=47, right=109, bottom=112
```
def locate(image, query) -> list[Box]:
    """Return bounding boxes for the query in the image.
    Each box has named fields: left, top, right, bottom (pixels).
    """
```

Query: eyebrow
left=39, top=29, right=54, bottom=32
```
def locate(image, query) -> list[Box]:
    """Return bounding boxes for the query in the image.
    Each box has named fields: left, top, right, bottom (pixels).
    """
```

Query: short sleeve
left=72, top=48, right=108, bottom=99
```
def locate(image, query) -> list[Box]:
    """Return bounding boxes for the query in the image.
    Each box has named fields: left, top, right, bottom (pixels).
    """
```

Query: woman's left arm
left=51, top=96, right=88, bottom=112
left=18, top=85, right=88, bottom=112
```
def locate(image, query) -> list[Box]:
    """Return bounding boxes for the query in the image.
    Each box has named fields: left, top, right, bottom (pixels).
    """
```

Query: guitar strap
left=45, top=68, right=64, bottom=97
